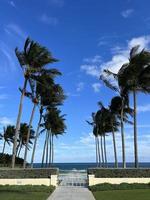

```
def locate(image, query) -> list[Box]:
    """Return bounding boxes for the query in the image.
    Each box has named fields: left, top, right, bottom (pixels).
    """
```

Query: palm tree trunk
left=103, top=134, right=107, bottom=168
left=31, top=113, right=42, bottom=168
left=18, top=144, right=22, bottom=157
left=23, top=103, right=36, bottom=168
left=121, top=103, right=126, bottom=168
left=97, top=137, right=101, bottom=167
left=51, top=134, right=54, bottom=164
left=46, top=132, right=49, bottom=167
left=12, top=78, right=28, bottom=168
left=49, top=130, right=52, bottom=167
left=41, top=132, right=48, bottom=168
left=95, top=136, right=98, bottom=167
left=2, top=141, right=6, bottom=154
left=112, top=127, right=118, bottom=168
left=100, top=136, right=104, bottom=167
left=133, top=90, right=138, bottom=168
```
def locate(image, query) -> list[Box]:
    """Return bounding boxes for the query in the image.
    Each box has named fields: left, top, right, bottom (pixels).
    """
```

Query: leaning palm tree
left=117, top=46, right=150, bottom=168
left=86, top=112, right=101, bottom=167
left=100, top=72, right=128, bottom=168
left=17, top=123, right=35, bottom=158
left=12, top=37, right=58, bottom=168
left=30, top=72, right=66, bottom=168
left=40, top=107, right=66, bottom=167
left=1, top=125, right=15, bottom=154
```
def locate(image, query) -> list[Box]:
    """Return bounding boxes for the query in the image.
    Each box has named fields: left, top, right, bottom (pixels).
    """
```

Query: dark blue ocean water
left=33, top=163, right=150, bottom=170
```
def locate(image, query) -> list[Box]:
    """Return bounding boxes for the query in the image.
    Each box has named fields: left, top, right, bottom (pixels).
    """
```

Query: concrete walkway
left=47, top=186, right=96, bottom=200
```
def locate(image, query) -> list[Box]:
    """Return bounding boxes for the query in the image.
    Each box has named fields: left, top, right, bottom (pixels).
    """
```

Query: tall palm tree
left=1, top=125, right=15, bottom=154
left=117, top=46, right=150, bottom=168
left=100, top=67, right=133, bottom=168
left=30, top=72, right=66, bottom=167
left=86, top=113, right=101, bottom=167
left=12, top=37, right=58, bottom=168
left=41, top=107, right=66, bottom=167
left=17, top=123, right=35, bottom=158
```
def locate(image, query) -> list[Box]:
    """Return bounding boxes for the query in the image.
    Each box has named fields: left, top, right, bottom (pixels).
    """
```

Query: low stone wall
left=0, top=168, right=58, bottom=186
left=88, top=175, right=150, bottom=186
left=88, top=168, right=150, bottom=186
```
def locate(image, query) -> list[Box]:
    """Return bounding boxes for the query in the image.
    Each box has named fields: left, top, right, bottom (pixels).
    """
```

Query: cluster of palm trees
left=88, top=45, right=150, bottom=168
left=0, top=37, right=66, bottom=168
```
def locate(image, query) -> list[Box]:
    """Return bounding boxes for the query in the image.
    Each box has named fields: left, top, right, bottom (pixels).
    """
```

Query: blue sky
left=0, top=0, right=150, bottom=163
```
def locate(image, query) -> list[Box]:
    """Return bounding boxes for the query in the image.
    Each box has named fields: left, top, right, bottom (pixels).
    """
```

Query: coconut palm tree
left=12, top=37, right=58, bottom=168
left=40, top=107, right=66, bottom=167
left=30, top=72, right=66, bottom=168
left=1, top=125, right=15, bottom=154
left=86, top=112, right=101, bottom=167
left=17, top=123, right=35, bottom=158
left=116, top=46, right=150, bottom=168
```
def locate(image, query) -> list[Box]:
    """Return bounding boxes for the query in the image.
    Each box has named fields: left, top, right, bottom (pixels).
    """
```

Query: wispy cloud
left=81, top=35, right=150, bottom=80
left=9, top=1, right=16, bottom=8
left=137, top=104, right=150, bottom=113
left=121, top=9, right=134, bottom=18
left=5, top=23, right=26, bottom=39
left=92, top=83, right=101, bottom=93
left=48, top=0, right=64, bottom=7
left=76, top=82, right=84, bottom=92
left=0, top=117, right=14, bottom=126
left=40, top=14, right=58, bottom=25
left=0, top=41, right=16, bottom=72
left=83, top=55, right=101, bottom=64
left=81, top=55, right=102, bottom=78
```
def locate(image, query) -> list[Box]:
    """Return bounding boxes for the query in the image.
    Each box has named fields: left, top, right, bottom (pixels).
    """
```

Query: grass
left=93, top=189, right=150, bottom=200
left=0, top=185, right=55, bottom=200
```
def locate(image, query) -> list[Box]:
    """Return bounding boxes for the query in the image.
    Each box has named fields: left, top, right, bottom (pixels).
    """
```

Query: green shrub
left=0, top=185, right=55, bottom=193
left=89, top=183, right=150, bottom=192
left=0, top=168, right=58, bottom=178
left=88, top=168, right=150, bottom=178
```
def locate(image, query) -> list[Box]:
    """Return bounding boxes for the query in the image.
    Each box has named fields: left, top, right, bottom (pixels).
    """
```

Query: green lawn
left=94, top=189, right=150, bottom=200
left=0, top=191, right=50, bottom=200
left=0, top=185, right=55, bottom=200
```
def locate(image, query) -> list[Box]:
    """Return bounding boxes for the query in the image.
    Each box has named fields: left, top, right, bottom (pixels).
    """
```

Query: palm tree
left=12, top=37, right=58, bottom=168
left=41, top=107, right=66, bottom=167
left=30, top=72, right=66, bottom=167
left=86, top=113, right=101, bottom=167
left=117, top=46, right=150, bottom=168
left=17, top=123, right=35, bottom=158
left=1, top=125, right=15, bottom=154
left=100, top=67, right=132, bottom=168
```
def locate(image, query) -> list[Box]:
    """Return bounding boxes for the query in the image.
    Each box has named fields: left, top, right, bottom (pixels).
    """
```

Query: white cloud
left=81, top=35, right=150, bottom=81
left=0, top=41, right=16, bottom=72
left=137, top=104, right=150, bottom=113
left=40, top=14, right=58, bottom=25
left=66, top=92, right=80, bottom=97
left=121, top=9, right=134, bottom=18
left=76, top=82, right=84, bottom=92
left=5, top=24, right=26, bottom=39
left=92, top=83, right=101, bottom=93
left=9, top=1, right=16, bottom=8
left=81, top=64, right=100, bottom=78
left=83, top=55, right=102, bottom=64
left=0, top=117, right=14, bottom=126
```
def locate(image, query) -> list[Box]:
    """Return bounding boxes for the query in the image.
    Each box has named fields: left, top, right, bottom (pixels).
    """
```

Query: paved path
left=47, top=186, right=96, bottom=200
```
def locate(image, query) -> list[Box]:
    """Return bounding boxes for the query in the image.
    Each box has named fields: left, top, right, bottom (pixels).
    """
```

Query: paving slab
left=47, top=186, right=96, bottom=200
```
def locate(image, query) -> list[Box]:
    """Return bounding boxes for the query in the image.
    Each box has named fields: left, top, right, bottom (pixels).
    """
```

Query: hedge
left=88, top=168, right=150, bottom=178
left=89, top=183, right=150, bottom=192
left=0, top=185, right=55, bottom=192
left=0, top=168, right=58, bottom=179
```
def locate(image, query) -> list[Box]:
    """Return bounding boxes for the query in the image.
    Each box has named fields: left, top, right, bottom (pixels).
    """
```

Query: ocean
left=33, top=163, right=150, bottom=171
